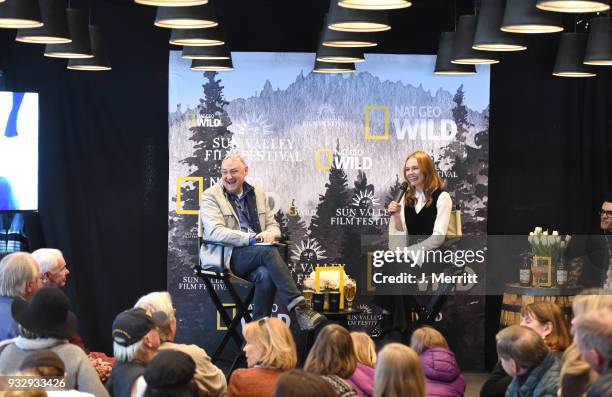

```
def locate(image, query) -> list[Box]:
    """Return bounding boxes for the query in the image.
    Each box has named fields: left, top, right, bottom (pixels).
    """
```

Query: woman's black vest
left=404, top=189, right=442, bottom=245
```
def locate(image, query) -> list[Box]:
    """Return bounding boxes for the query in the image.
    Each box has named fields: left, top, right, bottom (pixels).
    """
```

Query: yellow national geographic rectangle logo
left=367, top=252, right=377, bottom=292
left=365, top=105, right=389, bottom=140
left=315, top=148, right=334, bottom=171
left=217, top=303, right=237, bottom=331
left=176, top=176, right=204, bottom=215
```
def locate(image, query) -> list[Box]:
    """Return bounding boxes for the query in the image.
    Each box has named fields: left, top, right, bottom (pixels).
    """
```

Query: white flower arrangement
left=528, top=227, right=571, bottom=261
left=303, top=268, right=355, bottom=291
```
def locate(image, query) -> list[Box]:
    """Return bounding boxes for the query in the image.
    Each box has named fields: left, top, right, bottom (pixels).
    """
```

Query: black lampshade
left=170, top=26, right=224, bottom=45
left=584, top=17, right=612, bottom=65
left=328, top=2, right=390, bottom=32
left=16, top=0, right=70, bottom=43
left=434, top=32, right=477, bottom=75
left=44, top=8, right=92, bottom=58
left=67, top=26, right=111, bottom=71
left=321, top=28, right=377, bottom=47
left=537, top=0, right=610, bottom=12
left=190, top=58, right=233, bottom=71
left=135, top=0, right=208, bottom=7
left=553, top=32, right=596, bottom=77
left=316, top=45, right=365, bottom=63
left=338, top=0, right=412, bottom=10
left=182, top=44, right=230, bottom=59
left=473, top=0, right=527, bottom=51
left=453, top=15, right=499, bottom=64
left=0, top=0, right=42, bottom=29
left=155, top=5, right=217, bottom=29
left=502, top=0, right=564, bottom=33
left=313, top=61, right=356, bottom=73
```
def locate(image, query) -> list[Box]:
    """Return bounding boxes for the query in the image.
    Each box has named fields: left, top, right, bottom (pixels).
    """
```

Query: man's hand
left=256, top=231, right=277, bottom=243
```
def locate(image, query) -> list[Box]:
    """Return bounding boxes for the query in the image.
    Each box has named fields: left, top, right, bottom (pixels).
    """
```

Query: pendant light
left=67, top=25, right=111, bottom=71
left=16, top=0, right=70, bottom=44
left=135, top=0, right=208, bottom=7
left=583, top=16, right=612, bottom=65
left=0, top=0, right=42, bottom=29
left=321, top=28, right=377, bottom=47
left=170, top=26, right=224, bottom=46
left=338, top=0, right=412, bottom=10
left=536, top=0, right=610, bottom=13
left=190, top=58, right=233, bottom=71
left=553, top=32, right=595, bottom=77
left=453, top=15, right=499, bottom=64
left=44, top=8, right=93, bottom=59
left=316, top=45, right=365, bottom=63
left=501, top=0, right=564, bottom=33
left=434, top=32, right=477, bottom=75
left=154, top=5, right=217, bottom=29
left=327, top=2, right=390, bottom=32
left=182, top=45, right=230, bottom=59
left=313, top=61, right=356, bottom=73
left=473, top=0, right=527, bottom=51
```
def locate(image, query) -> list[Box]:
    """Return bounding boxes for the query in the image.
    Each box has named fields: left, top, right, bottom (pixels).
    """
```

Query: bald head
left=496, top=325, right=549, bottom=373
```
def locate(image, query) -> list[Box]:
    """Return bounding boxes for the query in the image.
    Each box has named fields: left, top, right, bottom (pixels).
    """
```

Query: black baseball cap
left=112, top=308, right=167, bottom=347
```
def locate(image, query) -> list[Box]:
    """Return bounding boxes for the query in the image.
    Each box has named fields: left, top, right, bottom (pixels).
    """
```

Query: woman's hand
left=388, top=200, right=401, bottom=215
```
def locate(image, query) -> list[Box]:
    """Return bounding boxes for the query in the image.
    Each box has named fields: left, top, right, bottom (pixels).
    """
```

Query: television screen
left=0, top=91, right=38, bottom=211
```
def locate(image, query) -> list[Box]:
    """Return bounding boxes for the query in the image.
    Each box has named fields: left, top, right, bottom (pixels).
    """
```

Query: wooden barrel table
left=500, top=283, right=584, bottom=328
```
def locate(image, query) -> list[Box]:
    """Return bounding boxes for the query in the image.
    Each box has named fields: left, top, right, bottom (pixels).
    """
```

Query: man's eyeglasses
left=599, top=209, right=612, bottom=218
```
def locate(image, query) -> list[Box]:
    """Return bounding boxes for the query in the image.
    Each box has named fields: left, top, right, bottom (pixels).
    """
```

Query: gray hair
left=0, top=253, right=39, bottom=298
left=31, top=248, right=64, bottom=274
left=223, top=151, right=247, bottom=165
left=574, top=308, right=612, bottom=364
left=134, top=291, right=175, bottom=342
left=496, top=325, right=549, bottom=370
left=113, top=340, right=145, bottom=363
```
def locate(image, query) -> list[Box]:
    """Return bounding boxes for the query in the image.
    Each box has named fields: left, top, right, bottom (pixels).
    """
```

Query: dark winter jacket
left=505, top=352, right=560, bottom=397
left=420, top=348, right=466, bottom=397
left=587, top=367, right=612, bottom=397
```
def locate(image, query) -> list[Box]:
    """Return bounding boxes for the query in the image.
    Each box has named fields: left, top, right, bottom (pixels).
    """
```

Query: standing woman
left=372, top=151, right=452, bottom=340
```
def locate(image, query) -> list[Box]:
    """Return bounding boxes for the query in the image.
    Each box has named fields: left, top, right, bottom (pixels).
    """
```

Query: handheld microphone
left=393, top=182, right=409, bottom=203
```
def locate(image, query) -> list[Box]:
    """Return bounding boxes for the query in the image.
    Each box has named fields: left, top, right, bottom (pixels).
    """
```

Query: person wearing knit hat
left=144, top=350, right=198, bottom=397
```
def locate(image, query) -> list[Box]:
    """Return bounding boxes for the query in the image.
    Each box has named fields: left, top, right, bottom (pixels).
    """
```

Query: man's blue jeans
left=230, top=245, right=303, bottom=320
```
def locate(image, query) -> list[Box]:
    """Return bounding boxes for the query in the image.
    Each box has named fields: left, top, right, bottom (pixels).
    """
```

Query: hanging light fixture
left=0, top=0, right=42, bottom=29
left=536, top=0, right=610, bottom=13
left=16, top=0, right=70, bottom=44
left=434, top=32, right=477, bottom=74
left=170, top=26, right=224, bottom=46
left=190, top=58, right=233, bottom=71
left=553, top=32, right=596, bottom=77
left=135, top=0, right=208, bottom=7
left=182, top=45, right=230, bottom=59
left=321, top=28, right=377, bottom=47
left=327, top=2, right=390, bottom=32
left=453, top=15, right=499, bottom=64
left=313, top=61, right=356, bottom=73
left=154, top=5, right=217, bottom=29
left=338, top=0, right=412, bottom=10
left=501, top=0, right=564, bottom=33
left=584, top=16, right=612, bottom=65
left=316, top=45, right=365, bottom=63
left=44, top=8, right=93, bottom=58
left=67, top=25, right=111, bottom=71
left=473, top=0, right=527, bottom=51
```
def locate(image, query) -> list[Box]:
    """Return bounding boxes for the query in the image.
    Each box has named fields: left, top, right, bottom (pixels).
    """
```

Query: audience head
left=12, top=287, right=76, bottom=339
left=273, top=369, right=337, bottom=397
left=0, top=252, right=40, bottom=300
left=571, top=290, right=612, bottom=327
left=573, top=308, right=612, bottom=374
left=374, top=343, right=425, bottom=397
left=31, top=248, right=69, bottom=288
left=112, top=308, right=166, bottom=364
left=410, top=326, right=450, bottom=355
left=496, top=325, right=550, bottom=376
left=134, top=291, right=177, bottom=343
left=19, top=350, right=66, bottom=377
left=242, top=317, right=297, bottom=370
left=304, top=323, right=357, bottom=379
left=520, top=301, right=571, bottom=351
left=600, top=193, right=612, bottom=231
left=144, top=350, right=198, bottom=397
left=350, top=332, right=377, bottom=368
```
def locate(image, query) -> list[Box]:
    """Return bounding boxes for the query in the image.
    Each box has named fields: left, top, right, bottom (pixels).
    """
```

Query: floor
left=464, top=372, right=489, bottom=397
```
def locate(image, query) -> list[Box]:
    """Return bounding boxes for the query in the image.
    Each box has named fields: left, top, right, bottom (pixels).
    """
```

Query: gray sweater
left=0, top=340, right=109, bottom=397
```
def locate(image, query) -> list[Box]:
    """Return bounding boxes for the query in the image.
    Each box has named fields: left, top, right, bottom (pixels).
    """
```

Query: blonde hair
left=374, top=343, right=425, bottom=397
left=242, top=317, right=296, bottom=371
left=521, top=302, right=571, bottom=351
left=572, top=290, right=612, bottom=319
left=410, top=326, right=449, bottom=355
left=403, top=151, right=444, bottom=208
left=304, top=324, right=357, bottom=379
left=351, top=332, right=377, bottom=367
left=559, top=344, right=597, bottom=397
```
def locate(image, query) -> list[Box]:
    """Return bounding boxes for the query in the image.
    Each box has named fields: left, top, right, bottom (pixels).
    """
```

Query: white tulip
left=535, top=227, right=543, bottom=234
left=529, top=232, right=535, bottom=236
left=543, top=230, right=549, bottom=236
left=552, top=230, right=559, bottom=236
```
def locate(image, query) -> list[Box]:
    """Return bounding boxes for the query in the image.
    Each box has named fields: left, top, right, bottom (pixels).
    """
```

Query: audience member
left=349, top=332, right=376, bottom=397
left=143, top=350, right=199, bottom=397
left=374, top=343, right=426, bottom=397
left=0, top=288, right=108, bottom=396
left=107, top=308, right=165, bottom=397
left=134, top=291, right=227, bottom=397
left=228, top=317, right=297, bottom=397
left=496, top=325, right=560, bottom=397
left=410, top=326, right=466, bottom=397
left=272, top=370, right=337, bottom=397
left=0, top=252, right=40, bottom=340
left=304, top=324, right=358, bottom=397
left=31, top=248, right=69, bottom=288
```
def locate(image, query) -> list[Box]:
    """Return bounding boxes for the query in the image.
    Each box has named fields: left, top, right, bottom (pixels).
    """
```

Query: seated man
left=574, top=308, right=612, bottom=397
left=496, top=325, right=560, bottom=397
left=199, top=152, right=324, bottom=330
left=32, top=248, right=70, bottom=288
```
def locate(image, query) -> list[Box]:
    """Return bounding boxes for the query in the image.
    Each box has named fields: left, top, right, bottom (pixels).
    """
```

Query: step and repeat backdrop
left=167, top=52, right=490, bottom=369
